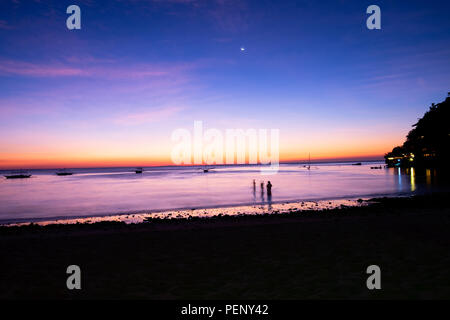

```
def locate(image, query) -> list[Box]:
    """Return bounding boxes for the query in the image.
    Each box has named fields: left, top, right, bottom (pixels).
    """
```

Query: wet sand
left=1, top=193, right=450, bottom=299
left=6, top=198, right=367, bottom=226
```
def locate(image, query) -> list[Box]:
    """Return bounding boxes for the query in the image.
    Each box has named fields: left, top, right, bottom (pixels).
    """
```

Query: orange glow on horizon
left=0, top=152, right=386, bottom=169
left=0, top=131, right=400, bottom=169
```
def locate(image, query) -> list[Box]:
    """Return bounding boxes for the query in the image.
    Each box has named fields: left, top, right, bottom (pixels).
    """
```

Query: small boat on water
left=135, top=167, right=143, bottom=174
left=370, top=166, right=383, bottom=169
left=4, top=170, right=32, bottom=179
left=56, top=169, right=73, bottom=176
left=352, top=162, right=362, bottom=166
left=5, top=174, right=32, bottom=179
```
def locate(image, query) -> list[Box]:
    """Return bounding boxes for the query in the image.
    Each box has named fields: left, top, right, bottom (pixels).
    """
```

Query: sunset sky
left=0, top=0, right=449, bottom=169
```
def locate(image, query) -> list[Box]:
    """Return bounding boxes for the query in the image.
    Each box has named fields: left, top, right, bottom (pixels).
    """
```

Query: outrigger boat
left=4, top=170, right=32, bottom=179
left=56, top=169, right=74, bottom=176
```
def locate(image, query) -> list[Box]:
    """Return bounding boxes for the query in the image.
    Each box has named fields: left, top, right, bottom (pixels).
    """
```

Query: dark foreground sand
left=1, top=193, right=450, bottom=299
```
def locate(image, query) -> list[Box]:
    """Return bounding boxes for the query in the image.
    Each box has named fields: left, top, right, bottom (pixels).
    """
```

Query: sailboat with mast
left=302, top=153, right=311, bottom=170
left=307, top=153, right=311, bottom=170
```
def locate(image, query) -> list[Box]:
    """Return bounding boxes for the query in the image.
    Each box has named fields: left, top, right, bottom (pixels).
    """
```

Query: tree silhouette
left=385, top=94, right=450, bottom=167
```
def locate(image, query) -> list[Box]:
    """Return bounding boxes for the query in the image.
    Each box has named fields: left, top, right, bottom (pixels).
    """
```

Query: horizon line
left=0, top=157, right=385, bottom=170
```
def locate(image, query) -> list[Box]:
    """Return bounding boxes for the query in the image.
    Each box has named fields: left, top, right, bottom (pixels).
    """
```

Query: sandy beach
left=1, top=192, right=450, bottom=299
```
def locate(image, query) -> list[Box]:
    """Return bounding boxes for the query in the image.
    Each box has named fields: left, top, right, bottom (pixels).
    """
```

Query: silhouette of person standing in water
left=267, top=181, right=272, bottom=196
left=260, top=181, right=265, bottom=202
left=266, top=181, right=273, bottom=210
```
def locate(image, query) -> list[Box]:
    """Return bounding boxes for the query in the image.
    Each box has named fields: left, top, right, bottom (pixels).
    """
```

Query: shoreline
left=2, top=197, right=368, bottom=226
left=0, top=190, right=420, bottom=227
left=0, top=191, right=446, bottom=231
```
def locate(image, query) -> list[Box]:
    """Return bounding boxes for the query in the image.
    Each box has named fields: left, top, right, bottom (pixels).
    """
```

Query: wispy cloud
left=0, top=60, right=87, bottom=77
left=0, top=20, right=14, bottom=30
left=0, top=59, right=196, bottom=79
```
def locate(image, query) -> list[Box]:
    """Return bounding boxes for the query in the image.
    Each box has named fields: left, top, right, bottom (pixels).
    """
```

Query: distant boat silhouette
left=202, top=155, right=213, bottom=173
left=199, top=166, right=214, bottom=173
left=135, top=167, right=143, bottom=174
left=56, top=169, right=73, bottom=176
left=352, top=162, right=362, bottom=166
left=307, top=153, right=311, bottom=170
left=4, top=170, right=32, bottom=179
left=301, top=153, right=311, bottom=170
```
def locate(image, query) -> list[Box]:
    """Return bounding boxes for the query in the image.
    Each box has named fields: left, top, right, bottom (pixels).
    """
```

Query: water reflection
left=1, top=162, right=449, bottom=224
left=426, top=169, right=432, bottom=186
left=410, top=167, right=416, bottom=191
left=267, top=193, right=273, bottom=211
left=393, top=166, right=445, bottom=193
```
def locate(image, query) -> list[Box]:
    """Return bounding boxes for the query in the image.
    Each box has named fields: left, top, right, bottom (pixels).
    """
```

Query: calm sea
left=0, top=162, right=446, bottom=224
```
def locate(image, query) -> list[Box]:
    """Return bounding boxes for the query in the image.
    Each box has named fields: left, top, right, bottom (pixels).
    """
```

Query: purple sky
left=0, top=0, right=449, bottom=168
